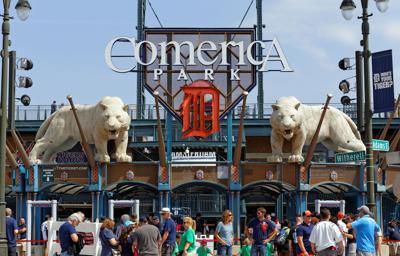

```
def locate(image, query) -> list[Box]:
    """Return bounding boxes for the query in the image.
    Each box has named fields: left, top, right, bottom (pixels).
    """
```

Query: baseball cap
left=357, top=205, right=371, bottom=215
left=161, top=207, right=171, bottom=214
left=200, top=240, right=207, bottom=245
left=124, top=220, right=134, bottom=227
left=337, top=211, right=345, bottom=219
left=302, top=210, right=312, bottom=217
left=153, top=216, right=159, bottom=221
left=139, top=216, right=147, bottom=223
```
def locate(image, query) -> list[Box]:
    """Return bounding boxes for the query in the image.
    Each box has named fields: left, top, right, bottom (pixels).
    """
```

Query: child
left=239, top=238, right=252, bottom=256
left=172, top=233, right=181, bottom=256
left=196, top=240, right=213, bottom=256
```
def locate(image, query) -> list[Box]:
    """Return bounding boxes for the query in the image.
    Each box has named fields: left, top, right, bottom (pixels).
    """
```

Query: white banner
left=171, top=152, right=216, bottom=166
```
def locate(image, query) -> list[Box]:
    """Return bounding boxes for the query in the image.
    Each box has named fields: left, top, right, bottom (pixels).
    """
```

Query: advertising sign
left=105, top=28, right=292, bottom=121
left=372, top=49, right=395, bottom=113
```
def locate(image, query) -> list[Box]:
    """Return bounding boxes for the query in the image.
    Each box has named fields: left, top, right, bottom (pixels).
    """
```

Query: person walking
left=309, top=208, right=344, bottom=256
left=288, top=214, right=303, bottom=256
left=59, top=213, right=81, bottom=256
left=115, top=214, right=130, bottom=239
left=5, top=208, right=19, bottom=256
left=346, top=205, right=381, bottom=256
left=343, top=214, right=356, bottom=256
left=18, top=217, right=27, bottom=256
left=296, top=210, right=314, bottom=256
left=41, top=214, right=51, bottom=256
left=387, top=220, right=400, bottom=256
left=245, top=207, right=278, bottom=256
left=215, top=210, right=234, bottom=256
left=99, top=218, right=119, bottom=256
left=337, top=212, right=348, bottom=256
left=161, top=207, right=176, bottom=256
left=276, top=220, right=291, bottom=256
left=131, top=216, right=162, bottom=256
left=51, top=100, right=57, bottom=114
left=178, top=217, right=197, bottom=256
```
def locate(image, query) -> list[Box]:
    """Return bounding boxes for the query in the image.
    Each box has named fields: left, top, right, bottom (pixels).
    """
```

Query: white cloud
left=380, top=21, right=400, bottom=42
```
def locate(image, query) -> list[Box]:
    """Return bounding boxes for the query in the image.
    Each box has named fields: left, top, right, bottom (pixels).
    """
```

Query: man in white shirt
left=310, top=208, right=344, bottom=256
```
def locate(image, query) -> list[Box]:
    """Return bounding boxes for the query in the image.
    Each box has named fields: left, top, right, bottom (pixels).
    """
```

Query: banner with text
left=372, top=49, right=395, bottom=113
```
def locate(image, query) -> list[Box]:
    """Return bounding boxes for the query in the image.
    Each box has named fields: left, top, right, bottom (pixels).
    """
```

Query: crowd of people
left=4, top=204, right=399, bottom=256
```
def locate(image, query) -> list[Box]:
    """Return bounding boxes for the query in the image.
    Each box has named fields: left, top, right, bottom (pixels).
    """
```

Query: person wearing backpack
left=287, top=215, right=302, bottom=256
left=59, top=213, right=81, bottom=256
left=276, top=220, right=291, bottom=256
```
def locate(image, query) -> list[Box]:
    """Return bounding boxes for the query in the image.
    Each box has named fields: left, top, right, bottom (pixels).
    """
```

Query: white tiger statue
left=269, top=96, right=366, bottom=163
left=29, top=96, right=132, bottom=164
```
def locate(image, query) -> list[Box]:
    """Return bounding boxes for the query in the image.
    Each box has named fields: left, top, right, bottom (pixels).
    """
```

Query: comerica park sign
left=104, top=29, right=292, bottom=80
left=105, top=28, right=292, bottom=138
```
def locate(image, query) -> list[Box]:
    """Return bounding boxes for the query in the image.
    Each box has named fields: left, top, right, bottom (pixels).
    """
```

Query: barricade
left=47, top=220, right=102, bottom=256
left=196, top=234, right=214, bottom=252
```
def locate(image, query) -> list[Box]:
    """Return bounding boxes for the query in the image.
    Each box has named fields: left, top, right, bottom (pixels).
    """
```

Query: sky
left=9, top=0, right=400, bottom=106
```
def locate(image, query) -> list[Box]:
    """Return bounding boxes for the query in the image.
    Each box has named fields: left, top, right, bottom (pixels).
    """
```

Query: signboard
left=105, top=28, right=292, bottom=122
left=372, top=49, right=395, bottom=113
left=372, top=139, right=389, bottom=151
left=171, top=151, right=216, bottom=167
left=335, top=151, right=365, bottom=163
left=42, top=169, right=54, bottom=183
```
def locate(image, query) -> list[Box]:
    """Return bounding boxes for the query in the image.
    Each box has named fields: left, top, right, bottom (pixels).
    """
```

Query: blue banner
left=372, top=49, right=395, bottom=113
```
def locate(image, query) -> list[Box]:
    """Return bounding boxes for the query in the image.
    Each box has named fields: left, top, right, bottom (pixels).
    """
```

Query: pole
left=66, top=95, right=97, bottom=170
left=256, top=0, right=264, bottom=118
left=0, top=0, right=10, bottom=254
left=11, top=130, right=30, bottom=168
left=136, top=0, right=146, bottom=119
left=233, top=91, right=248, bottom=168
left=355, top=50, right=364, bottom=132
left=154, top=91, right=167, bottom=168
left=302, top=94, right=333, bottom=171
left=7, top=50, right=15, bottom=129
left=360, top=0, right=376, bottom=216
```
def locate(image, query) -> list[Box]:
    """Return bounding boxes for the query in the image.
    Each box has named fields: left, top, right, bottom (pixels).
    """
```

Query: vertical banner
left=372, top=49, right=395, bottom=113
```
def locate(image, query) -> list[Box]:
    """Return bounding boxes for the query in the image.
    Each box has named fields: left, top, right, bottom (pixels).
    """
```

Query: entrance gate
left=108, top=199, right=140, bottom=220
left=26, top=200, right=58, bottom=256
left=315, top=200, right=345, bottom=214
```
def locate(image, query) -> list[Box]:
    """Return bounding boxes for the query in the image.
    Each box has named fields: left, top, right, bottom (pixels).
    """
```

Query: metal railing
left=13, top=102, right=375, bottom=121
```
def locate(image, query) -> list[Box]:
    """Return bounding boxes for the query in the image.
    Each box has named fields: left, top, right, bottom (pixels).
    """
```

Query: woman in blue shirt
left=215, top=210, right=234, bottom=256
left=100, top=218, right=119, bottom=256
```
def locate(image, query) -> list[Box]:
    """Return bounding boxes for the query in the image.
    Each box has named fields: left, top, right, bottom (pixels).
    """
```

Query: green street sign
left=372, top=139, right=389, bottom=151
left=42, top=169, right=54, bottom=183
left=335, top=151, right=366, bottom=163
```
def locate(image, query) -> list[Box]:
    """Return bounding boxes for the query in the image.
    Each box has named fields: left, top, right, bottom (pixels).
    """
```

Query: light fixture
left=17, top=58, right=33, bottom=70
left=15, top=0, right=32, bottom=21
left=17, top=76, right=33, bottom=88
left=340, top=96, right=352, bottom=105
left=339, top=80, right=350, bottom=94
left=19, top=94, right=31, bottom=106
left=338, top=58, right=351, bottom=70
left=375, top=0, right=389, bottom=13
left=340, top=0, right=356, bottom=20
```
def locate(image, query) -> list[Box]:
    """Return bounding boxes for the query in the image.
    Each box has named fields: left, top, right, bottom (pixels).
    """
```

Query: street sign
left=42, top=169, right=54, bottom=183
left=335, top=151, right=366, bottom=163
left=372, top=139, right=389, bottom=151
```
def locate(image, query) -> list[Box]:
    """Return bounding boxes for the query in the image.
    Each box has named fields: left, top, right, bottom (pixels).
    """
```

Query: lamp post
left=339, top=0, right=389, bottom=217
left=0, top=0, right=31, bottom=254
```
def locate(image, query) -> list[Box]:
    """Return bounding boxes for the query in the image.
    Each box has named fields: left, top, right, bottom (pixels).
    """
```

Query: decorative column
left=89, top=164, right=103, bottom=221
